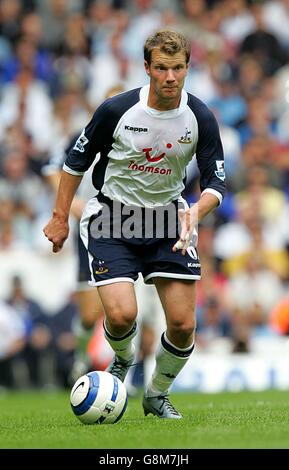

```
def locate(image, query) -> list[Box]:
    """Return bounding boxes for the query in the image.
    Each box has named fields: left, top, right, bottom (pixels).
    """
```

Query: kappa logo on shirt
left=124, top=125, right=149, bottom=133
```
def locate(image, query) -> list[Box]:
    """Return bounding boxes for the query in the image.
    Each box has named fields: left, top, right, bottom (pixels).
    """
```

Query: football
left=70, top=370, right=128, bottom=424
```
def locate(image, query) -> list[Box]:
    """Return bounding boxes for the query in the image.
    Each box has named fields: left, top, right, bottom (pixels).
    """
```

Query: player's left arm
left=173, top=107, right=226, bottom=255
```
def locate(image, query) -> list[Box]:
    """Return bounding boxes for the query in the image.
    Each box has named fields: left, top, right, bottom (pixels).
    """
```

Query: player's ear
left=144, top=60, right=150, bottom=76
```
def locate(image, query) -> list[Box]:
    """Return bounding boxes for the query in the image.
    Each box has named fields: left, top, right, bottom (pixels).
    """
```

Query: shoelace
left=110, top=360, right=128, bottom=378
left=110, top=358, right=141, bottom=378
left=160, top=395, right=180, bottom=416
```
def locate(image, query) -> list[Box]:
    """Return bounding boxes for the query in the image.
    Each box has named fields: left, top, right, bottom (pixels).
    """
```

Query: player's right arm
left=43, top=98, right=113, bottom=252
left=44, top=95, right=119, bottom=252
left=45, top=170, right=86, bottom=220
left=43, top=171, right=83, bottom=253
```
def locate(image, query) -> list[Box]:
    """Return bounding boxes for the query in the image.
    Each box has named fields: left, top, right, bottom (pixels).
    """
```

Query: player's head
left=144, top=30, right=190, bottom=105
left=144, top=30, right=191, bottom=66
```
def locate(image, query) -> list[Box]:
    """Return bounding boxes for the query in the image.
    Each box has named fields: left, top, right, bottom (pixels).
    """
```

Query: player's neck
left=147, top=91, right=181, bottom=111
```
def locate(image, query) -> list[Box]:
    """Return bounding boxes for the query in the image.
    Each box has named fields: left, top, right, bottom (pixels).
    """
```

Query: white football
left=70, top=370, right=128, bottom=424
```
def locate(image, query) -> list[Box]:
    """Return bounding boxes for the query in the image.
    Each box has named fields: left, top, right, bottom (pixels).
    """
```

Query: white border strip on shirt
left=63, top=163, right=85, bottom=176
left=201, top=188, right=223, bottom=205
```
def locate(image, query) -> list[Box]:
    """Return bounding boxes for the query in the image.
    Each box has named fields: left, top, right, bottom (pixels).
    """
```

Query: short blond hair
left=144, top=30, right=191, bottom=65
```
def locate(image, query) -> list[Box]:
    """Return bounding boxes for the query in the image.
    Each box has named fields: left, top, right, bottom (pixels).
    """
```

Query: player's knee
left=106, top=307, right=137, bottom=332
left=169, top=319, right=196, bottom=342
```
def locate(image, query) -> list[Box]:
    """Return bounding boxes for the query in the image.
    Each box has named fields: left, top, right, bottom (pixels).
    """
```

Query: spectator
left=6, top=275, right=52, bottom=388
left=0, top=299, right=26, bottom=389
left=49, top=296, right=78, bottom=389
left=239, top=1, right=286, bottom=76
left=227, top=251, right=285, bottom=339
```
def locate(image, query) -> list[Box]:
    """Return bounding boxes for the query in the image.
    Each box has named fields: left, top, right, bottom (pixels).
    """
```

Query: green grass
left=0, top=389, right=289, bottom=449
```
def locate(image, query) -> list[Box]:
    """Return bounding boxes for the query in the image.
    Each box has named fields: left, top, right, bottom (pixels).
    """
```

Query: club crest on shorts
left=95, top=260, right=109, bottom=274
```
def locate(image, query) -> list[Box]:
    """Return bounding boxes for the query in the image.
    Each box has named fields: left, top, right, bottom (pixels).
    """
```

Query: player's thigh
left=154, top=278, right=196, bottom=327
left=97, top=282, right=138, bottom=321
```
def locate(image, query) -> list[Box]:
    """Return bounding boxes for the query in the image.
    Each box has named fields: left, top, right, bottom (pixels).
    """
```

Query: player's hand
left=173, top=206, right=198, bottom=256
left=43, top=215, right=69, bottom=253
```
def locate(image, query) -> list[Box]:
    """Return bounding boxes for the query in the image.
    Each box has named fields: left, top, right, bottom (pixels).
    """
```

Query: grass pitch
left=0, top=389, right=289, bottom=449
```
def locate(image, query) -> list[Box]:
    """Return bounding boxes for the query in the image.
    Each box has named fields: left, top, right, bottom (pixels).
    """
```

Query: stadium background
left=0, top=0, right=289, bottom=394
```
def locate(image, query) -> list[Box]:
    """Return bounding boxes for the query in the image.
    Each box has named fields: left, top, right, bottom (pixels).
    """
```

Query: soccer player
left=44, top=30, right=226, bottom=418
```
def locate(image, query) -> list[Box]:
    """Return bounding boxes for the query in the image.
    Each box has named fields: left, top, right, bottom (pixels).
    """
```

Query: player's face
left=145, top=48, right=188, bottom=110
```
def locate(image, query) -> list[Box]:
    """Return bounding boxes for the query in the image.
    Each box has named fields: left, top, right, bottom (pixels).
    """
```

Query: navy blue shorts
left=80, top=194, right=201, bottom=287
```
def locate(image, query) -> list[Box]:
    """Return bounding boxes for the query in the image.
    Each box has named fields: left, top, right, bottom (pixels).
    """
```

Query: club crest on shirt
left=178, top=128, right=192, bottom=144
left=215, top=160, right=225, bottom=181
left=73, top=129, right=89, bottom=153
left=95, top=260, right=109, bottom=274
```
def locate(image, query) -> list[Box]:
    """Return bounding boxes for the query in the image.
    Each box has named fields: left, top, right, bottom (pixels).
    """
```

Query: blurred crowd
left=0, top=0, right=289, bottom=389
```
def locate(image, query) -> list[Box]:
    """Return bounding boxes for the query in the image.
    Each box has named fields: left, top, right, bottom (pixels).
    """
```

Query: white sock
left=145, top=332, right=194, bottom=397
left=104, top=321, right=137, bottom=362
